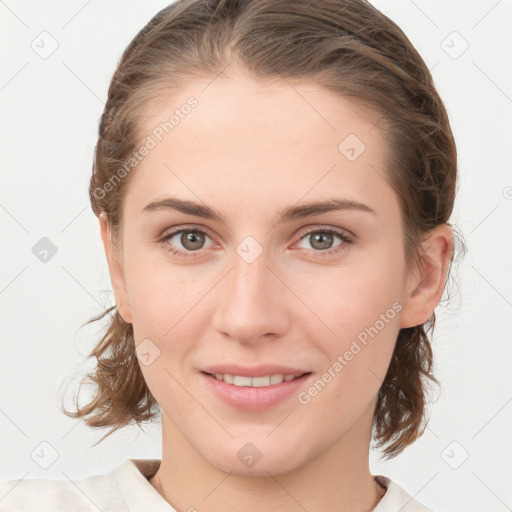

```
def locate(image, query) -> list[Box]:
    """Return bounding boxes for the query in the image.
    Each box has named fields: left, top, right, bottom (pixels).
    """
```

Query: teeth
left=252, top=376, right=270, bottom=387
left=233, top=376, right=252, bottom=387
left=270, top=374, right=284, bottom=385
left=211, top=373, right=301, bottom=387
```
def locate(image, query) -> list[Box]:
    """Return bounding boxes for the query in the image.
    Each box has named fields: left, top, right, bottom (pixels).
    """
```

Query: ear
left=399, top=224, right=454, bottom=329
left=99, top=212, right=132, bottom=324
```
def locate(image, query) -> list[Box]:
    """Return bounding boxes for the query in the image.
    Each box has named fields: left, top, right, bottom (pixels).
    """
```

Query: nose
left=210, top=244, right=291, bottom=346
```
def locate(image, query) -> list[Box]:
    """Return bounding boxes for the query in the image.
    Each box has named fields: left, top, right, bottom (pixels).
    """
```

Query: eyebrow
left=142, top=197, right=377, bottom=224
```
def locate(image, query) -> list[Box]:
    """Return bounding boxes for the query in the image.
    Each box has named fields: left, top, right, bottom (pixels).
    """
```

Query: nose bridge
left=211, top=238, right=289, bottom=342
left=228, top=239, right=276, bottom=306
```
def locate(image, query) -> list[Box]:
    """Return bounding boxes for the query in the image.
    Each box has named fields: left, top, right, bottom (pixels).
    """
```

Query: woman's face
left=104, top=71, right=426, bottom=476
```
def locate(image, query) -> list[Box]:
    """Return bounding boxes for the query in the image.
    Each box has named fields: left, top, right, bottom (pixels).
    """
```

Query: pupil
left=183, top=231, right=204, bottom=250
left=313, top=232, right=333, bottom=250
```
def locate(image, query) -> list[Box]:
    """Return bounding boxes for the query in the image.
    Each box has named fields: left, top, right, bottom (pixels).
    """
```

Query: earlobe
left=99, top=213, right=133, bottom=324
left=399, top=224, right=454, bottom=329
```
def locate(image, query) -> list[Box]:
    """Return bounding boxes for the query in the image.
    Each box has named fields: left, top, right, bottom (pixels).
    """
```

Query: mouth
left=203, top=371, right=310, bottom=387
left=199, top=369, right=313, bottom=411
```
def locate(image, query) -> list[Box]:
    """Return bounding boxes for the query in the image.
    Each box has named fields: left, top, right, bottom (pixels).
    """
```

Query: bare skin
left=100, top=68, right=453, bottom=512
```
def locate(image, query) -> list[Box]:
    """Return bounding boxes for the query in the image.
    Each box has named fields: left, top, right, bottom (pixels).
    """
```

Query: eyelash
left=159, top=225, right=354, bottom=259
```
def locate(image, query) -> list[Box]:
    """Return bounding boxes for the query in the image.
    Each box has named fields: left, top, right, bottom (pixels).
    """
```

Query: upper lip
left=202, top=364, right=311, bottom=378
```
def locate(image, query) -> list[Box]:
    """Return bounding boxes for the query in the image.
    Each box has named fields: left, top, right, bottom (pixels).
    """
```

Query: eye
left=159, top=227, right=214, bottom=259
left=295, top=226, right=353, bottom=257
left=159, top=225, right=354, bottom=260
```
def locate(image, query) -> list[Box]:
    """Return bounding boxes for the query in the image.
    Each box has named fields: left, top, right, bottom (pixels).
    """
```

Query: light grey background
left=0, top=1, right=511, bottom=511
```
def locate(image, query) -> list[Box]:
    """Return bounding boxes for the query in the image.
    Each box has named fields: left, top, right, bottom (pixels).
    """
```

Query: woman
left=0, top=0, right=458, bottom=510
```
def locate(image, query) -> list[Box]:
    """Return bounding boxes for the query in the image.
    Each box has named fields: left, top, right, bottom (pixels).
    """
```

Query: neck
left=149, top=403, right=386, bottom=512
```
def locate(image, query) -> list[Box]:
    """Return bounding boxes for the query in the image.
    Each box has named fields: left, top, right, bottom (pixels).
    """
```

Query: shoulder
left=373, top=475, right=436, bottom=512
left=0, top=462, right=132, bottom=512
left=0, top=459, right=165, bottom=512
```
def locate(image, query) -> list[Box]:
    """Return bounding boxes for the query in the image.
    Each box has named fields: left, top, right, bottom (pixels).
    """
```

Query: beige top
left=0, top=458, right=435, bottom=511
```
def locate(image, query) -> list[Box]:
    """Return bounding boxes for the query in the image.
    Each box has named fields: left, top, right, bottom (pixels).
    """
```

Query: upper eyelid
left=296, top=224, right=354, bottom=240
left=161, top=224, right=216, bottom=241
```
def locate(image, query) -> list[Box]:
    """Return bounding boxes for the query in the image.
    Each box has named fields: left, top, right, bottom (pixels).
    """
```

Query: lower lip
left=200, top=372, right=312, bottom=411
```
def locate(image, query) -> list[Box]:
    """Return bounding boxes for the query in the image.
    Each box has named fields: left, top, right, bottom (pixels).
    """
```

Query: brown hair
left=60, top=0, right=460, bottom=459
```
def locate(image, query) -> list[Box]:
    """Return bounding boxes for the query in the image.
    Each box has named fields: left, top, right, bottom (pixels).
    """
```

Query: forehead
left=125, top=71, right=397, bottom=221
left=139, top=71, right=386, bottom=157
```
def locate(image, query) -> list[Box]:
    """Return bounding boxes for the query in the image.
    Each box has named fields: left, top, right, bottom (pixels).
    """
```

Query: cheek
left=298, top=251, right=403, bottom=385
left=122, top=242, right=197, bottom=337
left=297, top=270, right=401, bottom=429
left=125, top=262, right=201, bottom=409
left=303, top=251, right=404, bottom=337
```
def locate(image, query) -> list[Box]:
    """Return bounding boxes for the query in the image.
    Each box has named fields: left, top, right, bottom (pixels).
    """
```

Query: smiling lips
left=208, top=372, right=301, bottom=387
left=202, top=364, right=309, bottom=386
left=201, top=365, right=312, bottom=411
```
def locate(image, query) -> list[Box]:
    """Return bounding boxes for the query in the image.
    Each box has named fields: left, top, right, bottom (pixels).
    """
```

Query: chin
left=198, top=436, right=312, bottom=478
